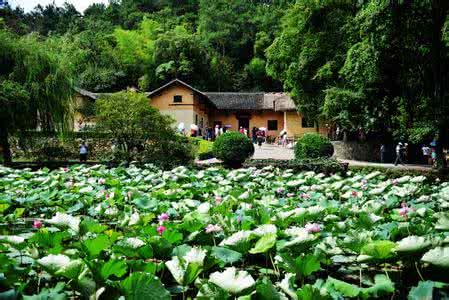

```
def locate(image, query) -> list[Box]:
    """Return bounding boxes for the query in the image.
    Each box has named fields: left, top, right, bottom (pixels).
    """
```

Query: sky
left=10, top=0, right=109, bottom=13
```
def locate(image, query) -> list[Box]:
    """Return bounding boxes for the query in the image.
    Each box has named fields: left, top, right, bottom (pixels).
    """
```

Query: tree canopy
left=0, top=29, right=73, bottom=163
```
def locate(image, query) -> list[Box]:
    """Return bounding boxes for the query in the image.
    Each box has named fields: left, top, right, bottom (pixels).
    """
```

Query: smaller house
left=73, top=79, right=329, bottom=138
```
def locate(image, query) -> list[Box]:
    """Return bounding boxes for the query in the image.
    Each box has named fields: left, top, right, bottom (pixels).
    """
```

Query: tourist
left=239, top=127, right=244, bottom=134
left=394, top=142, right=405, bottom=166
left=214, top=125, right=219, bottom=138
left=280, top=129, right=288, bottom=147
left=256, top=130, right=264, bottom=149
left=244, top=128, right=248, bottom=136
left=422, top=144, right=431, bottom=165
left=219, top=127, right=224, bottom=135
left=430, top=136, right=437, bottom=166
left=252, top=127, right=257, bottom=144
left=380, top=144, right=386, bottom=163
left=79, top=141, right=88, bottom=162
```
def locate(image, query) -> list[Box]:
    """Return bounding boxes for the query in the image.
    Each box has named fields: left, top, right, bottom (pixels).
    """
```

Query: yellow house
left=74, top=79, right=329, bottom=138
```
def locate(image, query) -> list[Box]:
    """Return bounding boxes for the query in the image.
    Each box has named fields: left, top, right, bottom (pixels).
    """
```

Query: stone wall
left=332, top=141, right=389, bottom=162
left=9, top=136, right=112, bottom=161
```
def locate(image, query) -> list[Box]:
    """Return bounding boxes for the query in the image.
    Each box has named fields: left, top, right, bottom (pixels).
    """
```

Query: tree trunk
left=0, top=125, right=12, bottom=165
left=431, top=0, right=449, bottom=169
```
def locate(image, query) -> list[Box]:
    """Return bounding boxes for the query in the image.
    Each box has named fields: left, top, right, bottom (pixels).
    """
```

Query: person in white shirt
left=422, top=145, right=431, bottom=165
left=79, top=141, right=88, bottom=162
left=394, top=142, right=405, bottom=166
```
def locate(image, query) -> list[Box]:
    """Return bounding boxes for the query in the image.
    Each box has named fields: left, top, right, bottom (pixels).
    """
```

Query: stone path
left=197, top=143, right=433, bottom=172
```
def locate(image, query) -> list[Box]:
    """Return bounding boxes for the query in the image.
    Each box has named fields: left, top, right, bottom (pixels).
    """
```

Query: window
left=301, top=117, right=315, bottom=128
left=173, top=95, right=182, bottom=103
left=267, top=120, right=278, bottom=131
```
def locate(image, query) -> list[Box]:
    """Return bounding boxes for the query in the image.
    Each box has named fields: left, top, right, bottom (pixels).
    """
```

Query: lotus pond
left=1, top=164, right=449, bottom=299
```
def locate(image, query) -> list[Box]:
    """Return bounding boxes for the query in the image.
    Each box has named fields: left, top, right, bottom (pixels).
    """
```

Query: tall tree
left=266, top=0, right=358, bottom=129
left=0, top=30, right=73, bottom=163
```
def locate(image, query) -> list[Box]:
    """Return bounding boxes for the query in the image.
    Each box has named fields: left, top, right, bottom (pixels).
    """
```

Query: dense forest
left=2, top=0, right=449, bottom=157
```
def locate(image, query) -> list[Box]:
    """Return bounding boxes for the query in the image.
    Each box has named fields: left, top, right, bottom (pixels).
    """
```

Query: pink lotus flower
left=158, top=213, right=169, bottom=223
left=287, top=193, right=295, bottom=198
left=33, top=220, right=43, bottom=229
left=105, top=192, right=110, bottom=200
left=63, top=167, right=69, bottom=172
left=127, top=191, right=133, bottom=199
left=305, top=223, right=321, bottom=233
left=300, top=193, right=310, bottom=199
left=98, top=178, right=106, bottom=185
left=351, top=191, right=358, bottom=197
left=215, top=196, right=222, bottom=204
left=205, top=224, right=223, bottom=234
left=392, top=179, right=399, bottom=186
left=157, top=225, right=166, bottom=235
left=398, top=202, right=414, bottom=219
left=398, top=207, right=409, bottom=216
left=276, top=187, right=285, bottom=194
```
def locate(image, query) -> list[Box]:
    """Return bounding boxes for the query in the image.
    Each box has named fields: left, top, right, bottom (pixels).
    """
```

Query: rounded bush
left=294, top=133, right=334, bottom=159
left=213, top=132, right=255, bottom=167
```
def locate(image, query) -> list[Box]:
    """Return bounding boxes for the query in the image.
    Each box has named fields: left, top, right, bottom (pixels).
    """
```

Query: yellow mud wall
left=285, top=111, right=328, bottom=137
left=150, top=84, right=195, bottom=126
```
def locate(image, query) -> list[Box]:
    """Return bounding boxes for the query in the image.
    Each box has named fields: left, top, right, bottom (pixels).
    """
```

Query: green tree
left=0, top=30, right=73, bottom=163
left=266, top=0, right=357, bottom=129
left=95, top=90, right=174, bottom=153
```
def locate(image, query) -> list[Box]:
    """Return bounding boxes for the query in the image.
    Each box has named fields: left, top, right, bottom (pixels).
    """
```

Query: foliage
left=95, top=91, right=173, bottom=152
left=213, top=132, right=255, bottom=167
left=1, top=165, right=449, bottom=298
left=294, top=133, right=334, bottom=159
left=0, top=29, right=73, bottom=163
left=243, top=158, right=345, bottom=175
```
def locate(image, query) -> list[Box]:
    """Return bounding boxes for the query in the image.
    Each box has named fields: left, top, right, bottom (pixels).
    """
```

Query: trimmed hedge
left=243, top=158, right=346, bottom=175
left=213, top=132, right=254, bottom=167
left=294, top=133, right=334, bottom=159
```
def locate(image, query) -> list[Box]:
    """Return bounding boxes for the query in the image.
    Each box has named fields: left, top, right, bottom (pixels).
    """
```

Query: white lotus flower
left=219, top=231, right=252, bottom=246
left=209, top=267, right=255, bottom=294
left=47, top=212, right=80, bottom=233
left=252, top=224, right=277, bottom=236
left=0, top=235, right=25, bottom=245
left=184, top=247, right=206, bottom=265
left=121, top=237, right=145, bottom=249
left=38, top=254, right=71, bottom=270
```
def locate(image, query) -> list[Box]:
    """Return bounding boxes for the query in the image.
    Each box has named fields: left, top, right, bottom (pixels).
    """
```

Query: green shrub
left=243, top=158, right=346, bottom=175
left=198, top=140, right=214, bottom=160
left=213, top=132, right=254, bottom=167
left=294, top=133, right=334, bottom=159
left=142, top=135, right=195, bottom=169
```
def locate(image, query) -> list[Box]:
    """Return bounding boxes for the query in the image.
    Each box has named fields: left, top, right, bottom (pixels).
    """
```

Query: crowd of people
left=380, top=136, right=444, bottom=167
